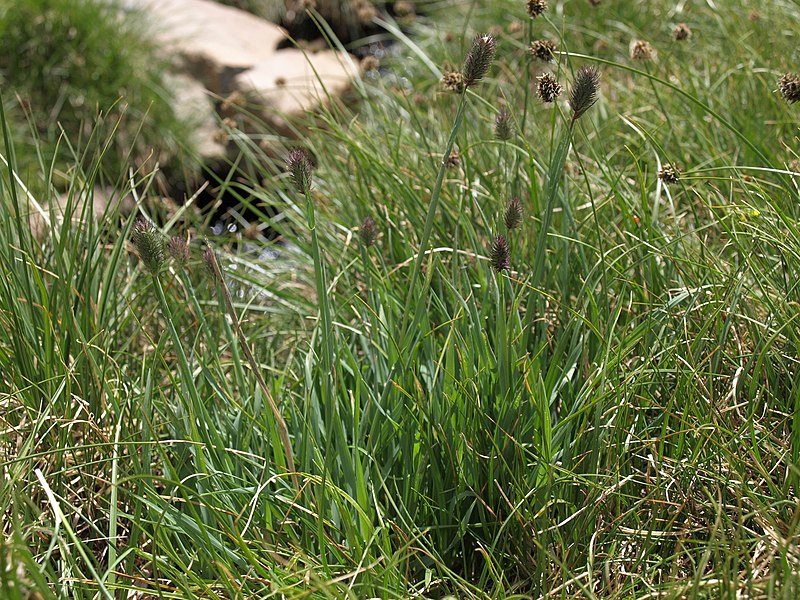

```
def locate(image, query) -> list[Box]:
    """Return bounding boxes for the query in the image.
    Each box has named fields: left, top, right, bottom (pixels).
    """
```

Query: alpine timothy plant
left=462, top=34, right=496, bottom=87
left=569, top=66, right=601, bottom=122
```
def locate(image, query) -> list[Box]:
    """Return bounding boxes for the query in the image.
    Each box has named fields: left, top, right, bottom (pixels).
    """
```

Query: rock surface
left=127, top=0, right=358, bottom=144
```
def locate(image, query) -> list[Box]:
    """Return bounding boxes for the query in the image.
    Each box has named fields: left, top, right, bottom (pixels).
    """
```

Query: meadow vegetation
left=1, top=0, right=800, bottom=598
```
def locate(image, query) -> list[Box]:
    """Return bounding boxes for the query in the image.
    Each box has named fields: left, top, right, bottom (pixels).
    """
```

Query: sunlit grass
left=1, top=0, right=800, bottom=598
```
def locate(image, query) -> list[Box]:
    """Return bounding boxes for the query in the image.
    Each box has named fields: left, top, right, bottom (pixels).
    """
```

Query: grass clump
left=0, top=0, right=192, bottom=186
left=2, top=0, right=800, bottom=598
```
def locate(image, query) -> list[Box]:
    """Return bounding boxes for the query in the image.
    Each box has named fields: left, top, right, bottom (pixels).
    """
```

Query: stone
left=128, top=0, right=286, bottom=93
left=128, top=0, right=357, bottom=118
left=236, top=48, right=357, bottom=131
left=164, top=73, right=227, bottom=161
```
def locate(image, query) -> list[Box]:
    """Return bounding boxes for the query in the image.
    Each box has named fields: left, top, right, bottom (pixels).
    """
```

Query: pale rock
left=164, top=73, right=227, bottom=161
left=237, top=48, right=358, bottom=130
left=129, top=0, right=286, bottom=93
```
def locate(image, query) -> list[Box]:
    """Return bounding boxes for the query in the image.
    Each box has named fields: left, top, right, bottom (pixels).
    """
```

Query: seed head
left=489, top=234, right=511, bottom=272
left=658, top=164, right=680, bottom=184
left=202, top=244, right=221, bottom=282
left=778, top=73, right=800, bottom=104
left=495, top=107, right=514, bottom=141
left=529, top=39, right=558, bottom=62
left=537, top=72, right=562, bottom=103
left=447, top=145, right=461, bottom=169
left=360, top=215, right=378, bottom=247
left=167, top=235, right=190, bottom=267
left=131, top=219, right=165, bottom=274
left=504, top=197, right=523, bottom=230
left=441, top=70, right=465, bottom=93
left=629, top=39, right=656, bottom=61
left=462, top=34, right=496, bottom=87
left=672, top=23, right=692, bottom=41
left=286, top=149, right=313, bottom=193
left=569, top=66, right=601, bottom=121
left=526, top=0, right=548, bottom=18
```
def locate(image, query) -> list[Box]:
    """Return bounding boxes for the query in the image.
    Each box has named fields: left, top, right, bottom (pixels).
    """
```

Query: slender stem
left=304, top=186, right=334, bottom=381
left=399, top=91, right=469, bottom=340
left=204, top=246, right=298, bottom=490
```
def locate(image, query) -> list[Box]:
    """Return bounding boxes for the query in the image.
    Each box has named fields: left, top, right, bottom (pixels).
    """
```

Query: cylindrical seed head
left=495, top=107, right=514, bottom=141
left=131, top=219, right=165, bottom=274
left=504, top=197, right=523, bottom=230
left=462, top=34, right=496, bottom=87
left=167, top=235, right=190, bottom=267
left=360, top=215, right=379, bottom=247
left=286, top=148, right=313, bottom=193
left=569, top=66, right=601, bottom=121
left=490, top=234, right=511, bottom=272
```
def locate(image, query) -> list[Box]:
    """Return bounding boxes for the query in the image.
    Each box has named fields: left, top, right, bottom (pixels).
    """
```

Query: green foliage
left=2, top=0, right=800, bottom=598
left=0, top=0, right=192, bottom=186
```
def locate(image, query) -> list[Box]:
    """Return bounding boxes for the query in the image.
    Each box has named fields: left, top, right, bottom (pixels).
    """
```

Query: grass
left=2, top=0, right=800, bottom=597
left=0, top=0, right=195, bottom=192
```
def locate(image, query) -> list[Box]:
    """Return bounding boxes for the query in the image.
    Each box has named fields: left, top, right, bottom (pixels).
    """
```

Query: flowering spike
left=504, top=197, right=523, bottom=230
left=360, top=215, right=378, bottom=247
left=462, top=34, right=496, bottom=88
left=286, top=148, right=313, bottom=193
left=658, top=165, right=680, bottom=184
left=537, top=72, right=562, bottom=103
left=569, top=66, right=601, bottom=121
left=495, top=107, right=514, bottom=141
left=167, top=235, right=190, bottom=267
left=778, top=73, right=800, bottom=104
left=131, top=219, right=165, bottom=274
left=490, top=234, right=510, bottom=272
left=672, top=23, right=692, bottom=41
left=529, top=39, right=558, bottom=62
left=629, top=39, right=656, bottom=61
left=527, top=0, right=548, bottom=18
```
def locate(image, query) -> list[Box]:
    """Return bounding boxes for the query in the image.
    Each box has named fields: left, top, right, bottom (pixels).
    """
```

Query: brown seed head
left=537, top=72, right=562, bottom=103
left=490, top=234, right=511, bottom=272
left=529, top=39, right=558, bottom=62
left=394, top=1, right=415, bottom=17
left=673, top=23, right=692, bottom=41
left=504, top=197, right=524, bottom=230
left=462, top=34, right=497, bottom=87
left=447, top=145, right=461, bottom=169
left=167, top=235, right=190, bottom=266
left=287, top=149, right=313, bottom=193
left=495, top=107, right=514, bottom=141
left=630, top=39, right=656, bottom=61
left=360, top=216, right=379, bottom=247
left=658, top=164, right=680, bottom=184
left=441, top=70, right=465, bottom=93
left=202, top=244, right=221, bottom=281
left=778, top=73, right=800, bottom=104
left=526, top=0, right=548, bottom=18
left=569, top=66, right=601, bottom=120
